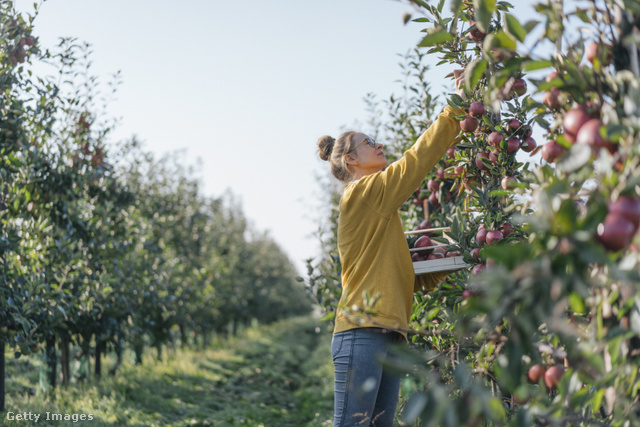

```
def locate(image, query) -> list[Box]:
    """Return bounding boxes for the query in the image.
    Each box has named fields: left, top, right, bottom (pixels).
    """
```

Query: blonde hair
left=317, top=131, right=357, bottom=183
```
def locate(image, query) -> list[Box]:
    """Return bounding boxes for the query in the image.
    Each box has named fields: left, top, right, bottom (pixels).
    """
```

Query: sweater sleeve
left=413, top=270, right=452, bottom=293
left=372, top=105, right=464, bottom=216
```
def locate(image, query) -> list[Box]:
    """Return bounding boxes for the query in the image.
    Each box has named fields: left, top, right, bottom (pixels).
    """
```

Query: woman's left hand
left=453, top=69, right=466, bottom=99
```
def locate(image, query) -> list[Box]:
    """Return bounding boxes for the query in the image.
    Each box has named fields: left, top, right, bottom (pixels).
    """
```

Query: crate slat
left=413, top=256, right=469, bottom=274
left=404, top=227, right=450, bottom=236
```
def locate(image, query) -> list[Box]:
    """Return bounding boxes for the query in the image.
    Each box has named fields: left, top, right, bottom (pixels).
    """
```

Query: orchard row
left=0, top=3, right=311, bottom=407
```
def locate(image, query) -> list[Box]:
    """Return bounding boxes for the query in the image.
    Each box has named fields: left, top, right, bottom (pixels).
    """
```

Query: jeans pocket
left=331, top=333, right=344, bottom=360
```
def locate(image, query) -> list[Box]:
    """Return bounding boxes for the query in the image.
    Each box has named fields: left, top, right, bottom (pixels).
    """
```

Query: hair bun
left=317, top=135, right=335, bottom=161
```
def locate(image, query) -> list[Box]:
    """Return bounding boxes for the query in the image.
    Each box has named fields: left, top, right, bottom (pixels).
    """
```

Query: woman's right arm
left=372, top=104, right=464, bottom=214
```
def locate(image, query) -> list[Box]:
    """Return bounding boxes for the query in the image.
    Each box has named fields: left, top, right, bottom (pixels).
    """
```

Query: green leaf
left=402, top=392, right=429, bottom=424
left=504, top=14, right=526, bottom=42
left=466, top=58, right=488, bottom=90
left=450, top=0, right=463, bottom=14
left=473, top=0, right=497, bottom=33
left=486, top=397, right=507, bottom=421
left=523, top=19, right=540, bottom=33
left=490, top=29, right=517, bottom=50
left=523, top=59, right=553, bottom=72
left=418, top=29, right=454, bottom=47
left=449, top=93, right=465, bottom=107
left=592, top=388, right=606, bottom=414
left=574, top=9, right=591, bottom=23
left=319, top=311, right=335, bottom=321
left=569, top=292, right=586, bottom=314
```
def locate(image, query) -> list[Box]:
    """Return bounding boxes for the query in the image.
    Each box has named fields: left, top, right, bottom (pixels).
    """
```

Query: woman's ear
left=344, top=153, right=357, bottom=167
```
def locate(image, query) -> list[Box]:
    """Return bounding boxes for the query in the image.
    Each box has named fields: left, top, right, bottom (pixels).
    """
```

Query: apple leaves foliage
left=311, top=0, right=640, bottom=425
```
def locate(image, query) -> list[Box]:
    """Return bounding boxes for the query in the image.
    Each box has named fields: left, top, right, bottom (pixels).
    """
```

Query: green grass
left=1, top=316, right=335, bottom=426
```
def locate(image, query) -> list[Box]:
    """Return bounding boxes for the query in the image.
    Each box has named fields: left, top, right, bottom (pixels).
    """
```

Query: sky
left=13, top=0, right=540, bottom=275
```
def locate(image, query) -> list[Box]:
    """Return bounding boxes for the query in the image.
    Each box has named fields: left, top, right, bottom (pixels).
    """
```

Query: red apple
left=427, top=252, right=445, bottom=260
left=507, top=118, right=521, bottom=132
left=487, top=131, right=503, bottom=148
left=576, top=119, right=612, bottom=152
left=433, top=245, right=447, bottom=256
left=541, top=140, right=565, bottom=163
left=521, top=136, right=537, bottom=153
left=445, top=250, right=461, bottom=258
left=469, top=22, right=485, bottom=42
left=609, top=196, right=640, bottom=231
left=489, top=150, right=499, bottom=163
left=500, top=223, right=515, bottom=236
left=428, top=192, right=441, bottom=209
left=563, top=108, right=591, bottom=143
left=414, top=235, right=434, bottom=258
left=469, top=101, right=485, bottom=118
left=412, top=252, right=427, bottom=262
left=436, top=167, right=445, bottom=180
left=414, top=219, right=432, bottom=231
left=485, top=230, right=504, bottom=245
left=501, top=176, right=517, bottom=190
left=545, top=71, right=559, bottom=82
left=543, top=87, right=561, bottom=109
left=470, top=248, right=481, bottom=259
left=447, top=146, right=456, bottom=158
left=586, top=41, right=612, bottom=66
left=454, top=165, right=464, bottom=176
left=462, top=289, right=475, bottom=299
left=476, top=227, right=488, bottom=246
left=506, top=137, right=521, bottom=153
left=471, top=264, right=485, bottom=276
left=475, top=152, right=491, bottom=171
left=527, top=364, right=546, bottom=384
left=596, top=213, right=635, bottom=251
left=427, top=179, right=440, bottom=193
left=461, top=115, right=479, bottom=133
left=512, top=79, right=527, bottom=97
left=544, top=365, right=565, bottom=390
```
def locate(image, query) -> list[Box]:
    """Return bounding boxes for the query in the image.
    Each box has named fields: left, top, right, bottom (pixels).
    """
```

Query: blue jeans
left=331, top=328, right=403, bottom=427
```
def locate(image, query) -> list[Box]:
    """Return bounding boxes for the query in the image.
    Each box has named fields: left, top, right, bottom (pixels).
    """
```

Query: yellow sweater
left=334, top=104, right=464, bottom=336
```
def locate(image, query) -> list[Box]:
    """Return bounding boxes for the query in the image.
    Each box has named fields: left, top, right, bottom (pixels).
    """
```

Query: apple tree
left=309, top=0, right=640, bottom=424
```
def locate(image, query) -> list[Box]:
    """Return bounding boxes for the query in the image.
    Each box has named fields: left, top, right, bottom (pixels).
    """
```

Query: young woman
left=317, top=70, right=466, bottom=427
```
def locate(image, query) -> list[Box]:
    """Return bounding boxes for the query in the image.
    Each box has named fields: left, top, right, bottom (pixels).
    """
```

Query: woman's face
left=347, top=132, right=386, bottom=176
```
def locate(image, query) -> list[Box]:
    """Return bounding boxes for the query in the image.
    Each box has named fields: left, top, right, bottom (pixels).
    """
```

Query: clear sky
left=14, top=0, right=539, bottom=275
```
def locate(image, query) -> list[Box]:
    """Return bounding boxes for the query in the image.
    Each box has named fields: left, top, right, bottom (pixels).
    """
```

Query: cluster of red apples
left=410, top=221, right=461, bottom=262
left=540, top=41, right=616, bottom=163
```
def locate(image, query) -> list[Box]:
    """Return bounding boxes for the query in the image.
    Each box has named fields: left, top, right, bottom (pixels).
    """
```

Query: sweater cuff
left=442, top=104, right=466, bottom=117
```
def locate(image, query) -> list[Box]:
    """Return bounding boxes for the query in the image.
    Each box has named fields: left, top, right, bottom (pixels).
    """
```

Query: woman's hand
left=453, top=69, right=466, bottom=99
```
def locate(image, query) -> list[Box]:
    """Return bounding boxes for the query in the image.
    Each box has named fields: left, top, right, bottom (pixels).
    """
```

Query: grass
left=1, top=315, right=335, bottom=426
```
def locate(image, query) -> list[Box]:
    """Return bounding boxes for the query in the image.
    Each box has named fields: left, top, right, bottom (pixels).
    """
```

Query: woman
left=317, top=70, right=466, bottom=426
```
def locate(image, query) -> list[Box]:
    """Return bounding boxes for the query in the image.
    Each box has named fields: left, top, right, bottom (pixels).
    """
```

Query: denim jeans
left=331, top=327, right=403, bottom=427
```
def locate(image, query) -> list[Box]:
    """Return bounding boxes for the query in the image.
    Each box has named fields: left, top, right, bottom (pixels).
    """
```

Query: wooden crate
left=405, top=226, right=469, bottom=274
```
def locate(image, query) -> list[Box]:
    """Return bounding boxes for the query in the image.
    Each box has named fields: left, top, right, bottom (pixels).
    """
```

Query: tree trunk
left=133, top=342, right=143, bottom=365
left=60, top=335, right=70, bottom=387
left=1, top=338, right=5, bottom=412
left=179, top=323, right=188, bottom=348
left=155, top=342, right=162, bottom=362
left=109, top=338, right=122, bottom=376
left=45, top=335, right=57, bottom=389
left=94, top=339, right=103, bottom=379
